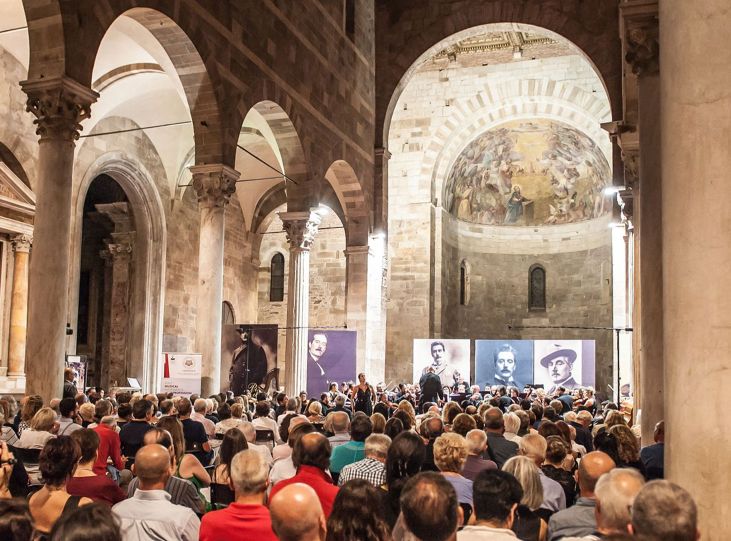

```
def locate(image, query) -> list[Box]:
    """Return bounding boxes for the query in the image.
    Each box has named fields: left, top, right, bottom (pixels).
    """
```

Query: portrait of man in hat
left=537, top=343, right=580, bottom=394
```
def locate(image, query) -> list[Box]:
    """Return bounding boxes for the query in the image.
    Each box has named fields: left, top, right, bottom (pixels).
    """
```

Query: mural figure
left=504, top=185, right=531, bottom=224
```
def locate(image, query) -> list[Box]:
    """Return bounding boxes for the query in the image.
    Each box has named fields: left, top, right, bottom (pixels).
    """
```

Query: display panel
left=475, top=340, right=534, bottom=390
left=306, top=329, right=357, bottom=396
left=412, top=339, right=471, bottom=389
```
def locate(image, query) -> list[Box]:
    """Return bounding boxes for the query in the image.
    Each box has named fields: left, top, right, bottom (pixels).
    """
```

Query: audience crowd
left=0, top=379, right=688, bottom=541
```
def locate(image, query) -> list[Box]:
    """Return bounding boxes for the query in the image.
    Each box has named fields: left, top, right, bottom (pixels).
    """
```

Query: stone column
left=7, top=234, right=32, bottom=377
left=661, top=1, right=731, bottom=535
left=621, top=1, right=662, bottom=444
left=100, top=234, right=134, bottom=388
left=191, top=164, right=239, bottom=396
left=279, top=211, right=320, bottom=395
left=345, top=245, right=369, bottom=375
left=20, top=77, right=97, bottom=400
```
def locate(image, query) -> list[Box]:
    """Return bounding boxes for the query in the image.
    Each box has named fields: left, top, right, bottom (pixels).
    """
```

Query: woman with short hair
left=432, top=432, right=473, bottom=506
left=15, top=407, right=57, bottom=449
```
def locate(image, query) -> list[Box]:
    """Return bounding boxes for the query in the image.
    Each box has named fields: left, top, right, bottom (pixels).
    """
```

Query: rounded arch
left=377, top=13, right=622, bottom=146
left=69, top=152, right=167, bottom=393
left=529, top=263, right=547, bottom=311
left=324, top=160, right=369, bottom=246
left=222, top=301, right=236, bottom=326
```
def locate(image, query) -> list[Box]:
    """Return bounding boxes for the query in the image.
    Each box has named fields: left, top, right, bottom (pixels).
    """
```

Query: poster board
left=306, top=329, right=357, bottom=396
left=161, top=353, right=202, bottom=397
left=533, top=340, right=595, bottom=392
left=475, top=340, right=534, bottom=390
left=222, top=324, right=278, bottom=395
left=412, top=339, right=470, bottom=389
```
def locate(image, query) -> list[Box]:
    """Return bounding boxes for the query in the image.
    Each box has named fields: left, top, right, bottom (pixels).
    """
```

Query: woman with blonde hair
left=15, top=407, right=57, bottom=449
left=502, top=455, right=548, bottom=541
left=433, top=432, right=472, bottom=506
left=306, top=400, right=326, bottom=423
left=370, top=412, right=386, bottom=434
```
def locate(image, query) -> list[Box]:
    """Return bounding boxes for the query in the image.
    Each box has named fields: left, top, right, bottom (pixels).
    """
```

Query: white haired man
left=337, top=434, right=391, bottom=487
left=630, top=480, right=699, bottom=541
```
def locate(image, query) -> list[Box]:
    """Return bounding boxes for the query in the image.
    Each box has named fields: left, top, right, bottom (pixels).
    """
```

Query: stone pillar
left=100, top=234, right=134, bottom=388
left=661, top=1, right=731, bottom=535
left=191, top=164, right=239, bottom=396
left=622, top=1, right=662, bottom=445
left=345, top=245, right=369, bottom=375
left=279, top=211, right=320, bottom=395
left=20, top=77, right=97, bottom=400
left=7, top=234, right=32, bottom=377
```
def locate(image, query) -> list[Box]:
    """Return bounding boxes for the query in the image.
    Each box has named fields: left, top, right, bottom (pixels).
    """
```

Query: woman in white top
left=251, top=400, right=282, bottom=444
left=15, top=407, right=58, bottom=449
left=215, top=403, right=246, bottom=434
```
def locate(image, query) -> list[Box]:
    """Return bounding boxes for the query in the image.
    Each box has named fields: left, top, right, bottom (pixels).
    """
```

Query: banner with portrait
left=161, top=353, right=202, bottom=397
left=412, top=339, right=471, bottom=389
left=533, top=340, right=595, bottom=392
left=306, top=329, right=357, bottom=396
left=475, top=340, right=534, bottom=391
left=222, top=324, right=279, bottom=395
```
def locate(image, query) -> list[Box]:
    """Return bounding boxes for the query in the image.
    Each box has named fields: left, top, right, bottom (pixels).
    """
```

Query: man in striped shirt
left=337, top=433, right=390, bottom=487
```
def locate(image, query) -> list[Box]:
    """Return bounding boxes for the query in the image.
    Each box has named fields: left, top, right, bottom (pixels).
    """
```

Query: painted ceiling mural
left=444, top=120, right=611, bottom=226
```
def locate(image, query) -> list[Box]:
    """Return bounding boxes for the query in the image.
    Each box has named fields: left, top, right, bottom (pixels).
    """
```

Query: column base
left=0, top=374, right=26, bottom=395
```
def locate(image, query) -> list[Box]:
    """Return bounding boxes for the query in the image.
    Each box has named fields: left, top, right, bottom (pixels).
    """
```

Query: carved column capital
left=190, top=164, right=239, bottom=208
left=11, top=234, right=33, bottom=253
left=101, top=233, right=134, bottom=262
left=621, top=1, right=659, bottom=76
left=279, top=210, right=322, bottom=251
left=20, top=77, right=98, bottom=142
left=622, top=149, right=640, bottom=187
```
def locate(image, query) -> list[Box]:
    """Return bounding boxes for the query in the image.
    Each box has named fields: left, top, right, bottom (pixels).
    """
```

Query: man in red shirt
left=200, top=450, right=277, bottom=541
left=268, top=432, right=339, bottom=517
left=92, top=401, right=124, bottom=476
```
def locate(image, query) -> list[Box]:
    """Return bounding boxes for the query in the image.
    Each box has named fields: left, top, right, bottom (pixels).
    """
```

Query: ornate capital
left=621, top=1, right=659, bottom=76
left=190, top=164, right=239, bottom=209
left=20, top=77, right=98, bottom=142
left=101, top=233, right=134, bottom=262
left=11, top=234, right=32, bottom=253
left=622, top=149, right=640, bottom=187
left=279, top=210, right=322, bottom=251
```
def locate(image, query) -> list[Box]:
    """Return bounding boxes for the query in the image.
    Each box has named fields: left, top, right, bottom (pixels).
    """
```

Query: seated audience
left=503, top=455, right=548, bottom=541
left=459, top=469, right=524, bottom=540
left=630, top=480, right=699, bottom=541
left=384, top=417, right=405, bottom=441
left=57, top=398, right=81, bottom=436
left=307, top=401, right=326, bottom=424
left=191, top=399, right=215, bottom=438
left=78, top=403, right=95, bottom=428
left=370, top=412, right=387, bottom=434
left=383, top=431, right=426, bottom=529
left=15, top=407, right=57, bottom=449
left=252, top=401, right=282, bottom=444
left=326, top=478, right=391, bottom=541
left=211, top=427, right=248, bottom=507
left=503, top=412, right=523, bottom=444
left=277, top=398, right=299, bottom=426
left=269, top=421, right=315, bottom=487
left=269, top=432, right=339, bottom=517
left=541, top=436, right=577, bottom=506
left=215, top=403, right=246, bottom=435
left=397, top=472, right=461, bottom=541
left=484, top=407, right=519, bottom=468
left=270, top=483, right=328, bottom=541
left=327, top=412, right=351, bottom=448
left=200, top=450, right=277, bottom=541
left=608, top=425, right=645, bottom=475
left=0, top=402, right=18, bottom=446
left=92, top=404, right=124, bottom=477
left=330, top=414, right=373, bottom=477
left=434, top=432, right=473, bottom=506
left=119, top=399, right=154, bottom=468
left=0, top=498, right=34, bottom=541
left=18, top=395, right=43, bottom=436
left=49, top=501, right=123, bottom=541
left=451, top=413, right=477, bottom=438
left=113, top=444, right=200, bottom=541
left=547, top=451, right=615, bottom=541
left=420, top=415, right=444, bottom=472
left=639, top=420, right=664, bottom=480
left=330, top=394, right=353, bottom=421
left=338, top=433, right=390, bottom=487
left=177, top=398, right=212, bottom=466
left=239, top=421, right=274, bottom=465
left=519, top=434, right=566, bottom=512
left=29, top=436, right=93, bottom=535
left=462, top=429, right=497, bottom=481
left=66, top=429, right=126, bottom=506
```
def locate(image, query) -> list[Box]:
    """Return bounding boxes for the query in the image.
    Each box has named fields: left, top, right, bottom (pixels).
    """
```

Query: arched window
left=344, top=0, right=356, bottom=40
left=459, top=259, right=470, bottom=306
left=222, top=301, right=236, bottom=325
left=529, top=264, right=546, bottom=311
left=270, top=253, right=285, bottom=302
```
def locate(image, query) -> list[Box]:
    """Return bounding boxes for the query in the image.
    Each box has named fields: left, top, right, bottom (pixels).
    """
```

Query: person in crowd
left=116, top=403, right=132, bottom=429
left=78, top=403, right=95, bottom=428
left=190, top=399, right=215, bottom=438
left=383, top=431, right=426, bottom=529
left=419, top=366, right=445, bottom=408
left=49, top=501, right=123, bottom=541
left=338, top=433, right=390, bottom=487
left=330, top=414, right=373, bottom=478
left=306, top=401, right=326, bottom=424
left=630, top=480, right=699, bottom=541
left=17, top=395, right=43, bottom=436
left=211, top=427, right=248, bottom=507
left=370, top=412, right=387, bottom=434
left=330, top=394, right=353, bottom=421
left=484, top=407, right=519, bottom=468
left=156, top=416, right=211, bottom=510
left=159, top=399, right=175, bottom=418
left=270, top=420, right=314, bottom=485
left=113, top=444, right=200, bottom=541
left=640, top=420, right=664, bottom=480
left=126, top=429, right=203, bottom=514
left=239, top=421, right=274, bottom=466
left=200, top=450, right=278, bottom=540
left=15, top=407, right=57, bottom=449
left=29, top=436, right=93, bottom=536
left=384, top=417, right=404, bottom=441
left=547, top=451, right=615, bottom=540
left=503, top=412, right=523, bottom=445
left=607, top=425, right=644, bottom=475
left=119, top=399, right=154, bottom=468
left=252, top=401, right=283, bottom=444
left=57, top=398, right=82, bottom=436
left=92, top=403, right=124, bottom=477
left=177, top=397, right=212, bottom=466
left=434, top=432, right=473, bottom=507
left=541, top=436, right=577, bottom=506
left=459, top=469, right=524, bottom=540
left=214, top=403, right=243, bottom=434
left=398, top=472, right=462, bottom=541
left=503, top=455, right=548, bottom=541
left=0, top=402, right=18, bottom=446
left=63, top=367, right=78, bottom=399
left=463, top=429, right=497, bottom=481
left=270, top=483, right=328, bottom=541
left=420, top=415, right=444, bottom=471
left=270, top=432, right=339, bottom=517
left=327, top=412, right=351, bottom=448
left=353, top=373, right=376, bottom=416
left=374, top=393, right=395, bottom=419
left=326, top=479, right=391, bottom=541
left=567, top=410, right=593, bottom=453
left=452, top=412, right=477, bottom=438
left=278, top=399, right=299, bottom=426
left=66, top=429, right=126, bottom=506
left=519, top=434, right=566, bottom=513
left=0, top=498, right=34, bottom=541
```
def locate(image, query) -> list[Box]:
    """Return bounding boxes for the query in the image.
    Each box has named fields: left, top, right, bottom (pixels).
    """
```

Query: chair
left=9, top=446, right=42, bottom=486
left=255, top=429, right=275, bottom=451
left=459, top=503, right=472, bottom=527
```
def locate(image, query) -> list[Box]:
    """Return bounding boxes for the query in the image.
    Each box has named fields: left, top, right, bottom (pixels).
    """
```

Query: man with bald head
left=269, top=432, right=339, bottom=516
left=547, top=451, right=616, bottom=540
left=113, top=444, right=200, bottom=541
left=270, top=483, right=327, bottom=541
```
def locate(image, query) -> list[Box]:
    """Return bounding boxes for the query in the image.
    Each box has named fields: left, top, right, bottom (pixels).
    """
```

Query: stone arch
left=222, top=301, right=236, bottom=325
left=377, top=11, right=622, bottom=147
left=69, top=153, right=167, bottom=393
left=324, top=160, right=369, bottom=246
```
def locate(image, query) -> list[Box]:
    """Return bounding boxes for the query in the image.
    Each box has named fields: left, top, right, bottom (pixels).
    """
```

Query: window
left=459, top=259, right=470, bottom=306
left=222, top=301, right=236, bottom=326
left=529, top=264, right=546, bottom=311
left=344, top=0, right=355, bottom=41
left=270, top=253, right=285, bottom=302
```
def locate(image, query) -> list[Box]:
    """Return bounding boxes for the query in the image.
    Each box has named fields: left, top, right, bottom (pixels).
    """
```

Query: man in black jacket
left=483, top=407, right=518, bottom=468
left=419, top=366, right=444, bottom=408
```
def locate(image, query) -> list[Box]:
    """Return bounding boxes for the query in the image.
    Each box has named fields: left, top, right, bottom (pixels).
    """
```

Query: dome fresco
left=444, top=119, right=611, bottom=226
